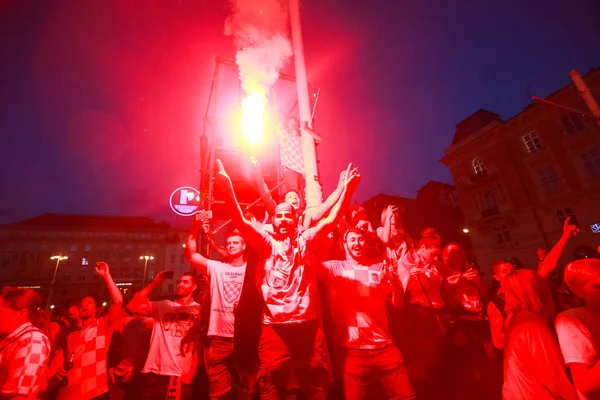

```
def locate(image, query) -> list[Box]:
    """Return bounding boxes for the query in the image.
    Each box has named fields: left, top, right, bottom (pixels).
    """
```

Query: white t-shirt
left=141, top=300, right=201, bottom=377
left=206, top=260, right=247, bottom=337
left=556, top=307, right=600, bottom=400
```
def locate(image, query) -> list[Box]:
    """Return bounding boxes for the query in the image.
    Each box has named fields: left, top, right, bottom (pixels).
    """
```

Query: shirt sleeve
left=555, top=313, right=597, bottom=366
left=2, top=333, right=51, bottom=397
left=149, top=300, right=164, bottom=320
left=206, top=260, right=224, bottom=277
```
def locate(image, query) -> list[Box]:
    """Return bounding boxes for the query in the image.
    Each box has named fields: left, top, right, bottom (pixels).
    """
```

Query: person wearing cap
left=214, top=159, right=360, bottom=400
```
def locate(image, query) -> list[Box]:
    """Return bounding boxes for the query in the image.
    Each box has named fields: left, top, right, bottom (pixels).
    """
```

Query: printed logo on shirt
left=371, top=273, right=380, bottom=283
left=162, top=310, right=200, bottom=338
left=223, top=280, right=243, bottom=304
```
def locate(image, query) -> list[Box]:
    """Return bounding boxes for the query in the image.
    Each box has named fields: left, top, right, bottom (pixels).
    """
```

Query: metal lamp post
left=139, top=255, right=154, bottom=288
left=47, top=255, right=68, bottom=309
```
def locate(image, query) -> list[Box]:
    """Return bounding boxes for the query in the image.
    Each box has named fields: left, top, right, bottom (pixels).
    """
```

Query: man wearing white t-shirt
left=214, top=159, right=360, bottom=399
left=556, top=259, right=600, bottom=400
left=126, top=272, right=201, bottom=400
left=319, top=229, right=414, bottom=400
left=185, top=217, right=247, bottom=400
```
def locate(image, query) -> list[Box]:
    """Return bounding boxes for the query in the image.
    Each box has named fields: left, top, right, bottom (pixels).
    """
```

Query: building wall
left=443, top=69, right=600, bottom=280
left=0, top=217, right=169, bottom=306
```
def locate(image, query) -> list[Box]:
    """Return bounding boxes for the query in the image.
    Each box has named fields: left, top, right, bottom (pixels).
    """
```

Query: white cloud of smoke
left=225, top=0, right=292, bottom=99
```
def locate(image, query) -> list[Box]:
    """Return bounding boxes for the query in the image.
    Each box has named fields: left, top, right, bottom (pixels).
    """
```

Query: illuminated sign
left=169, top=186, right=200, bottom=216
left=19, top=286, right=41, bottom=289
left=591, top=223, right=600, bottom=234
left=116, top=282, right=133, bottom=287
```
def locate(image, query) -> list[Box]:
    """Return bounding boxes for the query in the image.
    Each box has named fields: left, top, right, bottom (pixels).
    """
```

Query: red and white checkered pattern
left=321, top=261, right=393, bottom=350
left=257, top=228, right=319, bottom=325
left=57, top=317, right=113, bottom=400
left=279, top=127, right=304, bottom=174
left=0, top=323, right=50, bottom=398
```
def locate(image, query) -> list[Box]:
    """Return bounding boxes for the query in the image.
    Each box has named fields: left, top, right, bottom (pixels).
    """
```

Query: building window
left=494, top=225, right=512, bottom=243
left=82, top=257, right=89, bottom=266
left=472, top=157, right=485, bottom=175
left=79, top=275, right=85, bottom=281
left=561, top=112, right=584, bottom=133
left=64, top=274, right=71, bottom=282
left=1, top=260, right=9, bottom=267
left=537, top=166, right=560, bottom=192
left=180, top=255, right=185, bottom=264
left=168, top=284, right=174, bottom=293
left=581, top=149, right=600, bottom=178
left=70, top=244, right=77, bottom=252
left=522, top=131, right=543, bottom=153
left=171, top=254, right=176, bottom=263
left=555, top=208, right=578, bottom=227
left=84, top=244, right=92, bottom=252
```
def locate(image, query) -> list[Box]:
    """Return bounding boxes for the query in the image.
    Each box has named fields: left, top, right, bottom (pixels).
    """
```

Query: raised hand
left=343, top=163, right=361, bottom=187
left=153, top=270, right=170, bottom=285
left=95, top=262, right=110, bottom=278
left=562, top=216, right=580, bottom=238
left=383, top=205, right=399, bottom=222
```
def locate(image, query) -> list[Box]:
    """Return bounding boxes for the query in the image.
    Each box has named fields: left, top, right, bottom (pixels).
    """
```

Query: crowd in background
left=1, top=158, right=600, bottom=400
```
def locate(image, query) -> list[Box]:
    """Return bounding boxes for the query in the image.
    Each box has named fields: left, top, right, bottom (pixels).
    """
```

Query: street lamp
left=462, top=228, right=470, bottom=234
left=139, top=255, right=154, bottom=288
left=47, top=255, right=68, bottom=309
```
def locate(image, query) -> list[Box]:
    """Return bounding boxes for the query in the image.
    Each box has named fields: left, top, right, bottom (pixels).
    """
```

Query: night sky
left=1, top=0, right=599, bottom=226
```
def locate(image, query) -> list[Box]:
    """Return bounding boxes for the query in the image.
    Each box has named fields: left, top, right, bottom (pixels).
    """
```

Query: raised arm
left=184, top=217, right=211, bottom=276
left=94, top=262, right=123, bottom=327
left=126, top=271, right=168, bottom=316
left=215, top=159, right=266, bottom=247
left=249, top=159, right=277, bottom=217
left=379, top=205, right=398, bottom=245
left=538, top=217, right=579, bottom=278
left=312, top=164, right=361, bottom=239
left=303, top=167, right=347, bottom=229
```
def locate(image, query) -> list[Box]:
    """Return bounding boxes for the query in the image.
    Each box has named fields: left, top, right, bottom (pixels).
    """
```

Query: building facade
left=442, top=68, right=600, bottom=280
left=0, top=213, right=200, bottom=307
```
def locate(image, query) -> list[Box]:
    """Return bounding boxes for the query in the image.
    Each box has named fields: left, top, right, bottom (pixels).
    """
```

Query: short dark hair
left=226, top=230, right=244, bottom=242
left=343, top=228, right=366, bottom=243
left=82, top=295, right=102, bottom=310
left=180, top=272, right=198, bottom=286
left=419, top=227, right=440, bottom=249
left=0, top=287, right=42, bottom=321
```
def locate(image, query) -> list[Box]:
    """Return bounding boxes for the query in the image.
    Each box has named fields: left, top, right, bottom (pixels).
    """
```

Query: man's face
left=67, top=305, right=80, bottom=321
left=79, top=297, right=97, bottom=319
left=176, top=275, right=197, bottom=298
left=0, top=299, right=21, bottom=336
left=345, top=232, right=366, bottom=261
left=273, top=210, right=297, bottom=237
left=446, top=245, right=464, bottom=266
left=284, top=192, right=301, bottom=210
left=493, top=262, right=515, bottom=282
left=226, top=235, right=245, bottom=258
left=420, top=245, right=440, bottom=263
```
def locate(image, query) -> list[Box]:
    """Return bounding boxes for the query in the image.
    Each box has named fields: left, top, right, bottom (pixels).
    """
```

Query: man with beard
left=319, top=229, right=414, bottom=400
left=56, top=262, right=123, bottom=400
left=214, top=159, right=360, bottom=399
left=126, top=272, right=201, bottom=400
left=185, top=218, right=248, bottom=399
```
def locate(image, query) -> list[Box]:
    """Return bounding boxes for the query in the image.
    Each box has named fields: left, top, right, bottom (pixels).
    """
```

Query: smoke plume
left=226, top=0, right=292, bottom=101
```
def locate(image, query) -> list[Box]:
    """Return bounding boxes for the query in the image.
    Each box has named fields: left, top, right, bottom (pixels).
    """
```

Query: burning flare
left=241, top=92, right=266, bottom=145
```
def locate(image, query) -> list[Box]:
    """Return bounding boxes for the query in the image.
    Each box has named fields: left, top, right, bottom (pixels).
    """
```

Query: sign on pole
left=169, top=186, right=201, bottom=217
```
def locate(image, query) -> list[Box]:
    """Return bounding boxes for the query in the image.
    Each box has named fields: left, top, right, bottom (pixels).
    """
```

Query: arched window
left=472, top=157, right=485, bottom=174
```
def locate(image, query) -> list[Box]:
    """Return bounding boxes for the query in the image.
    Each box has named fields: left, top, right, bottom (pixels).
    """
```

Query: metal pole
left=46, top=258, right=61, bottom=309
left=289, top=0, right=323, bottom=209
left=142, top=259, right=148, bottom=288
left=570, top=70, right=600, bottom=126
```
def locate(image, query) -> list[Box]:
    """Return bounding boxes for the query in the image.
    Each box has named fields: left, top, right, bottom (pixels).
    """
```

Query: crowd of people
left=1, top=158, right=600, bottom=400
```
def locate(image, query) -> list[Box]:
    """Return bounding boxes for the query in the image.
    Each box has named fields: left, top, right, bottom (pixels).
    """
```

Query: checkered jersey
left=321, top=261, right=394, bottom=350
left=56, top=317, right=113, bottom=400
left=0, top=323, right=50, bottom=398
left=278, top=126, right=304, bottom=174
left=256, top=227, right=320, bottom=325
